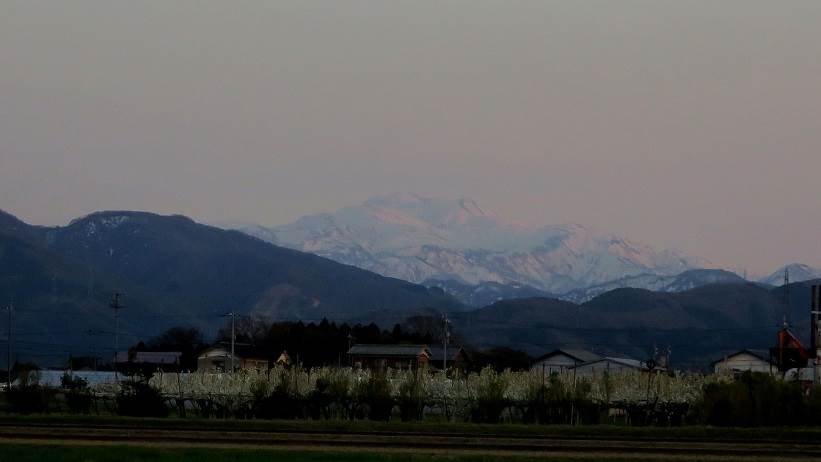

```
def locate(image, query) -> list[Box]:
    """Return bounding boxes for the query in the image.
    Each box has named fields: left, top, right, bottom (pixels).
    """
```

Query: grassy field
left=0, top=443, right=755, bottom=462
left=3, top=414, right=821, bottom=443
left=0, top=416, right=816, bottom=461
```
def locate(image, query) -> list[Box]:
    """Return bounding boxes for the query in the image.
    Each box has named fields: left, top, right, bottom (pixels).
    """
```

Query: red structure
left=770, top=328, right=811, bottom=373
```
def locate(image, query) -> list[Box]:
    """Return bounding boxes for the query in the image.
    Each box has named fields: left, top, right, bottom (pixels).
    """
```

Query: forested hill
left=0, top=209, right=461, bottom=363
left=450, top=280, right=820, bottom=367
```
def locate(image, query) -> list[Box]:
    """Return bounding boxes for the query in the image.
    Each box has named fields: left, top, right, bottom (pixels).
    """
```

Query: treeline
left=219, top=318, right=436, bottom=368
left=9, top=367, right=821, bottom=427
left=696, top=371, right=821, bottom=426
left=128, top=317, right=535, bottom=372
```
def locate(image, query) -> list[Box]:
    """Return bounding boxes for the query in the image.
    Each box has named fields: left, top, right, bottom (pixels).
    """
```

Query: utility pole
left=442, top=314, right=450, bottom=373
left=782, top=268, right=790, bottom=328
left=110, top=293, right=124, bottom=379
left=223, top=311, right=236, bottom=373
left=5, top=304, right=12, bottom=391
left=811, top=285, right=820, bottom=385
left=347, top=333, right=354, bottom=367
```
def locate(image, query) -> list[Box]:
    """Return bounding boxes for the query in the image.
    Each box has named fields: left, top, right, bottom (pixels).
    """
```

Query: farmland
left=1, top=417, right=821, bottom=461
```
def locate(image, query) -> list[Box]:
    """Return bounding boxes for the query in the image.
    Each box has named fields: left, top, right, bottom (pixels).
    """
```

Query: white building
left=13, top=370, right=121, bottom=387
left=531, top=349, right=602, bottom=374
left=570, top=357, right=651, bottom=377
left=196, top=346, right=268, bottom=372
left=712, top=349, right=774, bottom=374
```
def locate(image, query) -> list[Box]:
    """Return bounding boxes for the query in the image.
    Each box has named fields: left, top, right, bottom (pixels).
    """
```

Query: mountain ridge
left=0, top=208, right=462, bottom=363
left=235, top=194, right=710, bottom=294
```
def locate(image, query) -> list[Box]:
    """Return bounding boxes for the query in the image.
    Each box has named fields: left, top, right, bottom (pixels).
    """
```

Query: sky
left=1, top=1, right=820, bottom=275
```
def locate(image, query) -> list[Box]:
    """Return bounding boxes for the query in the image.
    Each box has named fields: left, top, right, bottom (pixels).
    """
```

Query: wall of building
left=573, top=360, right=638, bottom=377
left=531, top=354, right=579, bottom=374
left=714, top=353, right=773, bottom=374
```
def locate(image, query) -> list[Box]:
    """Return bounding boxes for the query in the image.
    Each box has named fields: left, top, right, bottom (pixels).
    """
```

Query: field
left=0, top=443, right=788, bottom=462
left=1, top=416, right=821, bottom=461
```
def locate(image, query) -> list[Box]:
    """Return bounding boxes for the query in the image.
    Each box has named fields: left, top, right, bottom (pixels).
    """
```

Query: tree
left=135, top=326, right=206, bottom=371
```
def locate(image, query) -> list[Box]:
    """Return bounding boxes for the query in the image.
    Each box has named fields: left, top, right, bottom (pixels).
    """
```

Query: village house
left=428, top=346, right=470, bottom=371
left=569, top=357, right=660, bottom=377
left=196, top=346, right=268, bottom=373
left=114, top=351, right=182, bottom=373
left=712, top=349, right=775, bottom=375
left=531, top=349, right=602, bottom=374
left=348, top=344, right=430, bottom=370
left=275, top=350, right=291, bottom=366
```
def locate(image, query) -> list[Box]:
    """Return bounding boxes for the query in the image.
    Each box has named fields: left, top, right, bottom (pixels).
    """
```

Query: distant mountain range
left=425, top=279, right=555, bottom=308
left=0, top=209, right=460, bottom=363
left=451, top=280, right=821, bottom=365
left=560, top=268, right=748, bottom=303
left=3, top=204, right=821, bottom=368
left=234, top=193, right=710, bottom=294
left=759, top=263, right=821, bottom=286
left=427, top=269, right=752, bottom=306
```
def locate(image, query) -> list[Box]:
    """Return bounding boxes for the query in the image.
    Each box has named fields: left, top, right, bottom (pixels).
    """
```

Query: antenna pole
left=110, top=293, right=124, bottom=380
left=222, top=311, right=236, bottom=373
left=347, top=333, right=354, bottom=367
left=783, top=268, right=790, bottom=328
left=443, top=314, right=450, bottom=373
left=812, top=285, right=820, bottom=385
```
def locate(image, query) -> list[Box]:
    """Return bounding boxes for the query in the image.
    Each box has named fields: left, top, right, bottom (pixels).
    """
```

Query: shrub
left=523, top=374, right=598, bottom=425
left=697, top=372, right=808, bottom=426
left=471, top=368, right=509, bottom=423
left=61, top=373, right=92, bottom=414
left=116, top=381, right=168, bottom=417
left=397, top=372, right=425, bottom=421
left=307, top=378, right=332, bottom=420
left=354, top=373, right=394, bottom=421
left=7, top=386, right=53, bottom=414
left=254, top=370, right=303, bottom=420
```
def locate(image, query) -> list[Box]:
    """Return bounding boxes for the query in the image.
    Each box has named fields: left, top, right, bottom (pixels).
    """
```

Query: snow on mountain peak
left=760, top=263, right=821, bottom=286
left=237, top=194, right=708, bottom=293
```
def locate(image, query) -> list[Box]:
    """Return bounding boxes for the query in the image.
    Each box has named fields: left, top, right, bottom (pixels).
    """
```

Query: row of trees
left=9, top=366, right=821, bottom=426
left=128, top=318, right=536, bottom=372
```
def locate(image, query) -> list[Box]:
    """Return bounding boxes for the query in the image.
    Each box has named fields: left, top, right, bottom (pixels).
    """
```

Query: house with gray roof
left=348, top=344, right=430, bottom=370
left=531, top=349, right=602, bottom=374
left=427, top=346, right=469, bottom=371
left=571, top=357, right=644, bottom=376
left=114, top=351, right=182, bottom=366
left=712, top=349, right=775, bottom=375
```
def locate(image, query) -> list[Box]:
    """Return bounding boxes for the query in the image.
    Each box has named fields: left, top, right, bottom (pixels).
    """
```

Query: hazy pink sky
left=2, top=1, right=820, bottom=275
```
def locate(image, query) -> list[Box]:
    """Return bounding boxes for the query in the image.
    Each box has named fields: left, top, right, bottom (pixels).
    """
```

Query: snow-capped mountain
left=760, top=263, right=821, bottom=286
left=236, top=193, right=710, bottom=293
left=425, top=279, right=554, bottom=307
left=561, top=269, right=746, bottom=303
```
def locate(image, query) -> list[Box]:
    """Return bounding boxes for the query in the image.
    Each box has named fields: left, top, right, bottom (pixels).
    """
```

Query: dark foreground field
left=0, top=444, right=776, bottom=462
left=0, top=417, right=819, bottom=461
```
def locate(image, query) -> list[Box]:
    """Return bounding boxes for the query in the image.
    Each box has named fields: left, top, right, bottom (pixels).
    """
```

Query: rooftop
left=535, top=349, right=602, bottom=363
left=348, top=344, right=430, bottom=357
left=114, top=351, right=182, bottom=364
